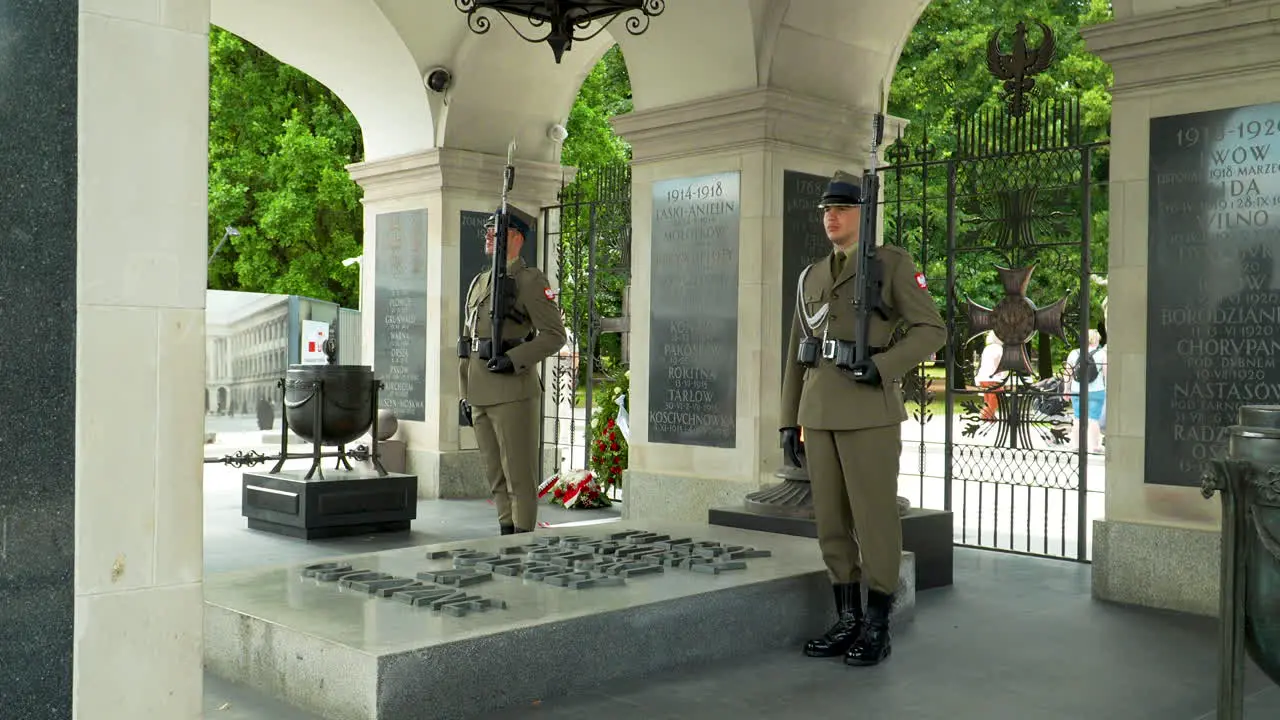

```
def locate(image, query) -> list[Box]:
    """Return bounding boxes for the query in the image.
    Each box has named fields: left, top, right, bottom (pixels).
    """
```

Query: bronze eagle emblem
left=986, top=20, right=1056, bottom=117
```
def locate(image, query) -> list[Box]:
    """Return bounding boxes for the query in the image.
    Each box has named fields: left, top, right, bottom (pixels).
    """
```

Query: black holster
left=797, top=336, right=820, bottom=367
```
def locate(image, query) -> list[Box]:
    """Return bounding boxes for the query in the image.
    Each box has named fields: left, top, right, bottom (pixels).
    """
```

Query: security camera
left=547, top=123, right=569, bottom=143
left=425, top=67, right=452, bottom=93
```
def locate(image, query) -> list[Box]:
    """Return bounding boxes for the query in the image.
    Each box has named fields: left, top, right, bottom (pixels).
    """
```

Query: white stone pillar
left=347, top=148, right=567, bottom=498
left=1, top=0, right=212, bottom=716
left=611, top=88, right=882, bottom=523
left=1084, top=0, right=1280, bottom=615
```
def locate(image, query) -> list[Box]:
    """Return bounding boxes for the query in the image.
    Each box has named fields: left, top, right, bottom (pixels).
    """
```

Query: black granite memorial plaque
left=374, top=209, right=428, bottom=422
left=781, top=170, right=833, bottom=377
left=1147, top=102, right=1280, bottom=486
left=647, top=172, right=741, bottom=448
left=458, top=209, right=538, bottom=331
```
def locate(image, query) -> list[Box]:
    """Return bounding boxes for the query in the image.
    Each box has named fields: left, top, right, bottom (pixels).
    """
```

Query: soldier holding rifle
left=459, top=143, right=567, bottom=536
left=780, top=114, right=946, bottom=666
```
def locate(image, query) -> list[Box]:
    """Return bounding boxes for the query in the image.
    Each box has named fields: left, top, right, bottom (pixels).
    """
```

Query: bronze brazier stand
left=204, top=337, right=388, bottom=479
left=1201, top=404, right=1280, bottom=720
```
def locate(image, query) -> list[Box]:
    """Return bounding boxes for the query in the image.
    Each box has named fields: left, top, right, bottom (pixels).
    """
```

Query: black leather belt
left=470, top=336, right=526, bottom=354
left=821, top=339, right=886, bottom=360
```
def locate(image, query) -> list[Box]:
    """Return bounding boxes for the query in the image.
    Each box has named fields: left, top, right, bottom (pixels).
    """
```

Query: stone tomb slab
left=204, top=523, right=915, bottom=720
left=241, top=467, right=418, bottom=540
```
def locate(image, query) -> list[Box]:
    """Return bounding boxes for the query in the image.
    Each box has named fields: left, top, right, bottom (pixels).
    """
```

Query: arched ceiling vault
left=211, top=0, right=936, bottom=163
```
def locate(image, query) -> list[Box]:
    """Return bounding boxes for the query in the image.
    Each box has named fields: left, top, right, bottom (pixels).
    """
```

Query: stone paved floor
left=201, top=463, right=1278, bottom=719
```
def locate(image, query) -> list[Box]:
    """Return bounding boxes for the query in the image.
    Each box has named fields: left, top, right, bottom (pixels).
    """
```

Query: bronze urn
left=285, top=362, right=377, bottom=447
left=270, top=329, right=388, bottom=479
left=1202, top=404, right=1280, bottom=719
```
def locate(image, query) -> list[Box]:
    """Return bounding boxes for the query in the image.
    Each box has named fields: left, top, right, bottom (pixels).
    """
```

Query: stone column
left=347, top=148, right=567, bottom=498
left=611, top=88, right=884, bottom=523
left=0, top=0, right=209, bottom=716
left=1083, top=0, right=1280, bottom=615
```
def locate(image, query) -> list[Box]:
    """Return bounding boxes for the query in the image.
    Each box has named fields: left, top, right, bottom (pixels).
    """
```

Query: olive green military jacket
left=460, top=257, right=568, bottom=408
left=781, top=244, right=946, bottom=431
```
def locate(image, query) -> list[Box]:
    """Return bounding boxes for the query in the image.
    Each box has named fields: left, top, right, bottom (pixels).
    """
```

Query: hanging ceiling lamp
left=454, top=1, right=665, bottom=64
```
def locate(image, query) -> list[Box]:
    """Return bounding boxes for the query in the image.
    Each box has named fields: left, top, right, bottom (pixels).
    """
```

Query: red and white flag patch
left=544, top=287, right=558, bottom=301
left=914, top=272, right=928, bottom=289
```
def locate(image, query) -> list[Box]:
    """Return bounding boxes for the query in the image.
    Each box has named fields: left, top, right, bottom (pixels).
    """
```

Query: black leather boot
left=499, top=524, right=516, bottom=535
left=803, top=583, right=863, bottom=657
left=844, top=589, right=893, bottom=666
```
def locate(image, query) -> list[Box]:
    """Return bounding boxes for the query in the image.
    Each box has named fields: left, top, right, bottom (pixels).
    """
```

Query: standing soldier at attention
left=780, top=170, right=946, bottom=666
left=459, top=205, right=567, bottom=536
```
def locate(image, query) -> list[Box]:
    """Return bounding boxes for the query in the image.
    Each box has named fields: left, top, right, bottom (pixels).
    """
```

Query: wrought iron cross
left=966, top=265, right=1067, bottom=376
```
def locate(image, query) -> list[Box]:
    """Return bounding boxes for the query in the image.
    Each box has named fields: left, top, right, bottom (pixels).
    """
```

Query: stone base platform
left=204, top=523, right=916, bottom=720
left=708, top=505, right=954, bottom=590
left=241, top=468, right=418, bottom=540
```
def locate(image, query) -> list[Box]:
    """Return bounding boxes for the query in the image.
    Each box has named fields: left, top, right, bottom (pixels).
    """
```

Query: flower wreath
left=537, top=469, right=613, bottom=509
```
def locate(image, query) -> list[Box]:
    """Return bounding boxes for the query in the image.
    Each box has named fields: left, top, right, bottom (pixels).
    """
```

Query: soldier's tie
left=832, top=251, right=845, bottom=278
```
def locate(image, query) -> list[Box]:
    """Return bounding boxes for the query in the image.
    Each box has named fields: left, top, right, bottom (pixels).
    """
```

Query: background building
left=205, top=289, right=361, bottom=418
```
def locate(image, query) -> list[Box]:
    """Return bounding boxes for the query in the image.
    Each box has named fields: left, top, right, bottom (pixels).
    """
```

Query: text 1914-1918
left=647, top=172, right=741, bottom=448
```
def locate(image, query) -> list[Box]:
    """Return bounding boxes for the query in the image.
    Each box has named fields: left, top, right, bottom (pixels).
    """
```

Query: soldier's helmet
left=817, top=170, right=863, bottom=209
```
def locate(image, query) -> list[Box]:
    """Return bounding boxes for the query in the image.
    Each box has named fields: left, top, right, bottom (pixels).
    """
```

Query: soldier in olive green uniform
left=781, top=172, right=946, bottom=666
left=459, top=205, right=567, bottom=535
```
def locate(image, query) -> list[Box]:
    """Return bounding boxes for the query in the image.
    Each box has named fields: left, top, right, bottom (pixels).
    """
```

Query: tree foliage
left=560, top=45, right=633, bottom=169
left=207, top=27, right=364, bottom=307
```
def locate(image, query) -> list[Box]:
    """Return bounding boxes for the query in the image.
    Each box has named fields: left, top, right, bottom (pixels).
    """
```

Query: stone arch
left=615, top=0, right=758, bottom=110
left=762, top=0, right=932, bottom=111
left=440, top=26, right=613, bottom=164
left=211, top=0, right=434, bottom=161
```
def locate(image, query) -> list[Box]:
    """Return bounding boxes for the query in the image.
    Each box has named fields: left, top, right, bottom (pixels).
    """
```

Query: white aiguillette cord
left=795, top=264, right=829, bottom=335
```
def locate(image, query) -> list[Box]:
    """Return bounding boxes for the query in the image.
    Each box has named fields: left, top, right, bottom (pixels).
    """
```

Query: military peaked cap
left=817, top=170, right=863, bottom=208
left=486, top=205, right=536, bottom=238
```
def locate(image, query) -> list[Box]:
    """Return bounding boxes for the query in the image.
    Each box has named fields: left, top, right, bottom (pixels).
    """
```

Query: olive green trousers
left=803, top=424, right=903, bottom=594
left=472, top=396, right=540, bottom=530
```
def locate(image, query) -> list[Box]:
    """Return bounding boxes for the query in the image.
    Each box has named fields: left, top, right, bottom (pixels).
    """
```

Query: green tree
left=560, top=45, right=633, bottom=168
left=207, top=27, right=364, bottom=307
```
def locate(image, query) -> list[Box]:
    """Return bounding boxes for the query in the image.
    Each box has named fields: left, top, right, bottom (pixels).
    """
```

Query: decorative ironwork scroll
left=538, top=163, right=632, bottom=497
left=877, top=49, right=1105, bottom=561
left=455, top=0, right=665, bottom=63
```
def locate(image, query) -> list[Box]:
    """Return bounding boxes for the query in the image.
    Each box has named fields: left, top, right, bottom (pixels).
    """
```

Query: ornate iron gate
left=882, top=91, right=1109, bottom=562
left=537, top=163, right=632, bottom=490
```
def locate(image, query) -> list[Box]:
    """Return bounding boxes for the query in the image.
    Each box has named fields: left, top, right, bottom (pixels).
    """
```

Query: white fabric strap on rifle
left=795, top=263, right=828, bottom=336
left=464, top=273, right=483, bottom=337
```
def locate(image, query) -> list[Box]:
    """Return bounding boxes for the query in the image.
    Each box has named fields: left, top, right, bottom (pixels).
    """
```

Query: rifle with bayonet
left=850, top=111, right=889, bottom=381
left=480, top=140, right=519, bottom=362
